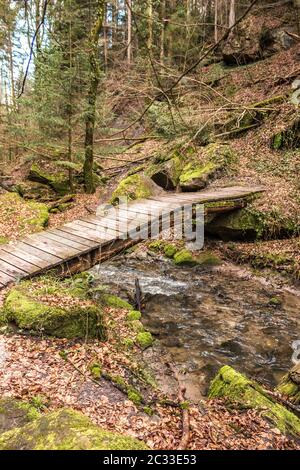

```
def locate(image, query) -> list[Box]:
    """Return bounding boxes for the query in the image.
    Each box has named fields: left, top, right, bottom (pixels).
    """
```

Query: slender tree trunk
left=294, top=0, right=300, bottom=34
left=84, top=0, right=105, bottom=194
left=7, top=31, right=15, bottom=109
left=147, top=0, right=153, bottom=52
left=127, top=0, right=132, bottom=65
left=229, top=0, right=235, bottom=28
left=214, top=0, right=218, bottom=43
left=160, top=0, right=166, bottom=65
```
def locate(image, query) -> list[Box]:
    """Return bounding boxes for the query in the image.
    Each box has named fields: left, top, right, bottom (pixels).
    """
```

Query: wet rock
left=0, top=408, right=148, bottom=450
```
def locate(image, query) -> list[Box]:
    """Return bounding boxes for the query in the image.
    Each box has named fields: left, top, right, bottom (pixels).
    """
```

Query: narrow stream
left=91, top=252, right=300, bottom=400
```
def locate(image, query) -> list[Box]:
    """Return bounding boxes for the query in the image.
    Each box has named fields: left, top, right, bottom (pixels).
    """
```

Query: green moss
left=130, top=320, right=145, bottom=333
left=143, top=406, right=154, bottom=416
left=0, top=236, right=9, bottom=245
left=90, top=363, right=102, bottom=379
left=27, top=200, right=49, bottom=228
left=0, top=408, right=148, bottom=450
left=0, top=398, right=40, bottom=434
left=127, top=388, right=143, bottom=406
left=3, top=281, right=105, bottom=340
left=209, top=366, right=300, bottom=436
left=136, top=332, right=154, bottom=349
left=163, top=244, right=177, bottom=258
left=277, top=366, right=300, bottom=404
left=269, top=297, right=281, bottom=306
left=273, top=133, right=283, bottom=150
left=148, top=240, right=164, bottom=252
left=110, top=174, right=160, bottom=204
left=180, top=161, right=217, bottom=187
left=126, top=310, right=142, bottom=321
left=173, top=249, right=196, bottom=266
left=102, top=294, right=133, bottom=310
left=197, top=251, right=222, bottom=266
left=122, top=338, right=134, bottom=349
left=29, top=164, right=70, bottom=196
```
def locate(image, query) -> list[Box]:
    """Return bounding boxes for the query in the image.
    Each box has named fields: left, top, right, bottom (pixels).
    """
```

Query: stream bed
left=91, top=251, right=300, bottom=401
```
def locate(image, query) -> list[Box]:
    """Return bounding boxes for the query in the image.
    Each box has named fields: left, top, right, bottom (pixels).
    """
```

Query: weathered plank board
left=0, top=186, right=264, bottom=289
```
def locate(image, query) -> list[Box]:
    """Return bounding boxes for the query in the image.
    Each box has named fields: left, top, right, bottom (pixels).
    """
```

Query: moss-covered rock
left=207, top=205, right=299, bottom=241
left=173, top=249, right=221, bottom=267
left=102, top=294, right=133, bottom=310
left=126, top=310, right=142, bottom=321
left=209, top=366, right=300, bottom=437
left=136, top=332, right=154, bottom=349
left=1, top=279, right=105, bottom=340
left=110, top=174, right=164, bottom=204
left=0, top=192, right=49, bottom=242
left=29, top=163, right=70, bottom=196
left=277, top=364, right=300, bottom=405
left=147, top=155, right=184, bottom=190
left=0, top=408, right=148, bottom=450
left=206, top=208, right=265, bottom=241
left=173, top=249, right=196, bottom=266
left=0, top=398, right=40, bottom=434
left=179, top=144, right=235, bottom=192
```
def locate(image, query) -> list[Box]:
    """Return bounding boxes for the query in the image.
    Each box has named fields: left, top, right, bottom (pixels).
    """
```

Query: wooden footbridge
left=0, top=186, right=264, bottom=289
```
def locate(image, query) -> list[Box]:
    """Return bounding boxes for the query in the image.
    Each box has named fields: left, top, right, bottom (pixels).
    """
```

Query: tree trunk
left=214, top=0, right=218, bottom=43
left=229, top=0, right=236, bottom=28
left=84, top=1, right=105, bottom=194
left=127, top=0, right=132, bottom=65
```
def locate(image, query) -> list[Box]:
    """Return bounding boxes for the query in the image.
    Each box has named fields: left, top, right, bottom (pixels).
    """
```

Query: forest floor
left=1, top=24, right=300, bottom=449
left=0, top=302, right=298, bottom=451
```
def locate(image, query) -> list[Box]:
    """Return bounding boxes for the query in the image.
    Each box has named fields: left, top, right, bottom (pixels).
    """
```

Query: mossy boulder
left=179, top=144, right=235, bottom=192
left=0, top=192, right=49, bottom=241
left=147, top=155, right=184, bottom=190
left=173, top=249, right=221, bottom=267
left=209, top=366, right=300, bottom=437
left=0, top=408, right=148, bottom=450
left=206, top=206, right=299, bottom=241
left=29, top=163, right=70, bottom=196
left=136, top=332, right=154, bottom=350
left=102, top=294, right=133, bottom=310
left=110, top=174, right=164, bottom=204
left=0, top=398, right=40, bottom=434
left=1, top=279, right=105, bottom=340
left=277, top=364, right=300, bottom=405
left=206, top=208, right=265, bottom=241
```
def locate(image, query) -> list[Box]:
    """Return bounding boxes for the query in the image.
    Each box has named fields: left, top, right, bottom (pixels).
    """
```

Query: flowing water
left=91, top=252, right=300, bottom=401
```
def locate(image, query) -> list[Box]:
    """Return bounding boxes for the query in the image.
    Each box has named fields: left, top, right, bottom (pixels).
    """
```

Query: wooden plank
left=0, top=259, right=28, bottom=278
left=41, top=231, right=91, bottom=251
left=64, top=222, right=114, bottom=241
left=2, top=244, right=57, bottom=268
left=0, top=250, right=41, bottom=274
left=58, top=225, right=107, bottom=244
left=17, top=240, right=67, bottom=262
left=49, top=228, right=98, bottom=248
left=76, top=219, right=124, bottom=237
left=0, top=270, right=17, bottom=285
left=24, top=234, right=81, bottom=258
